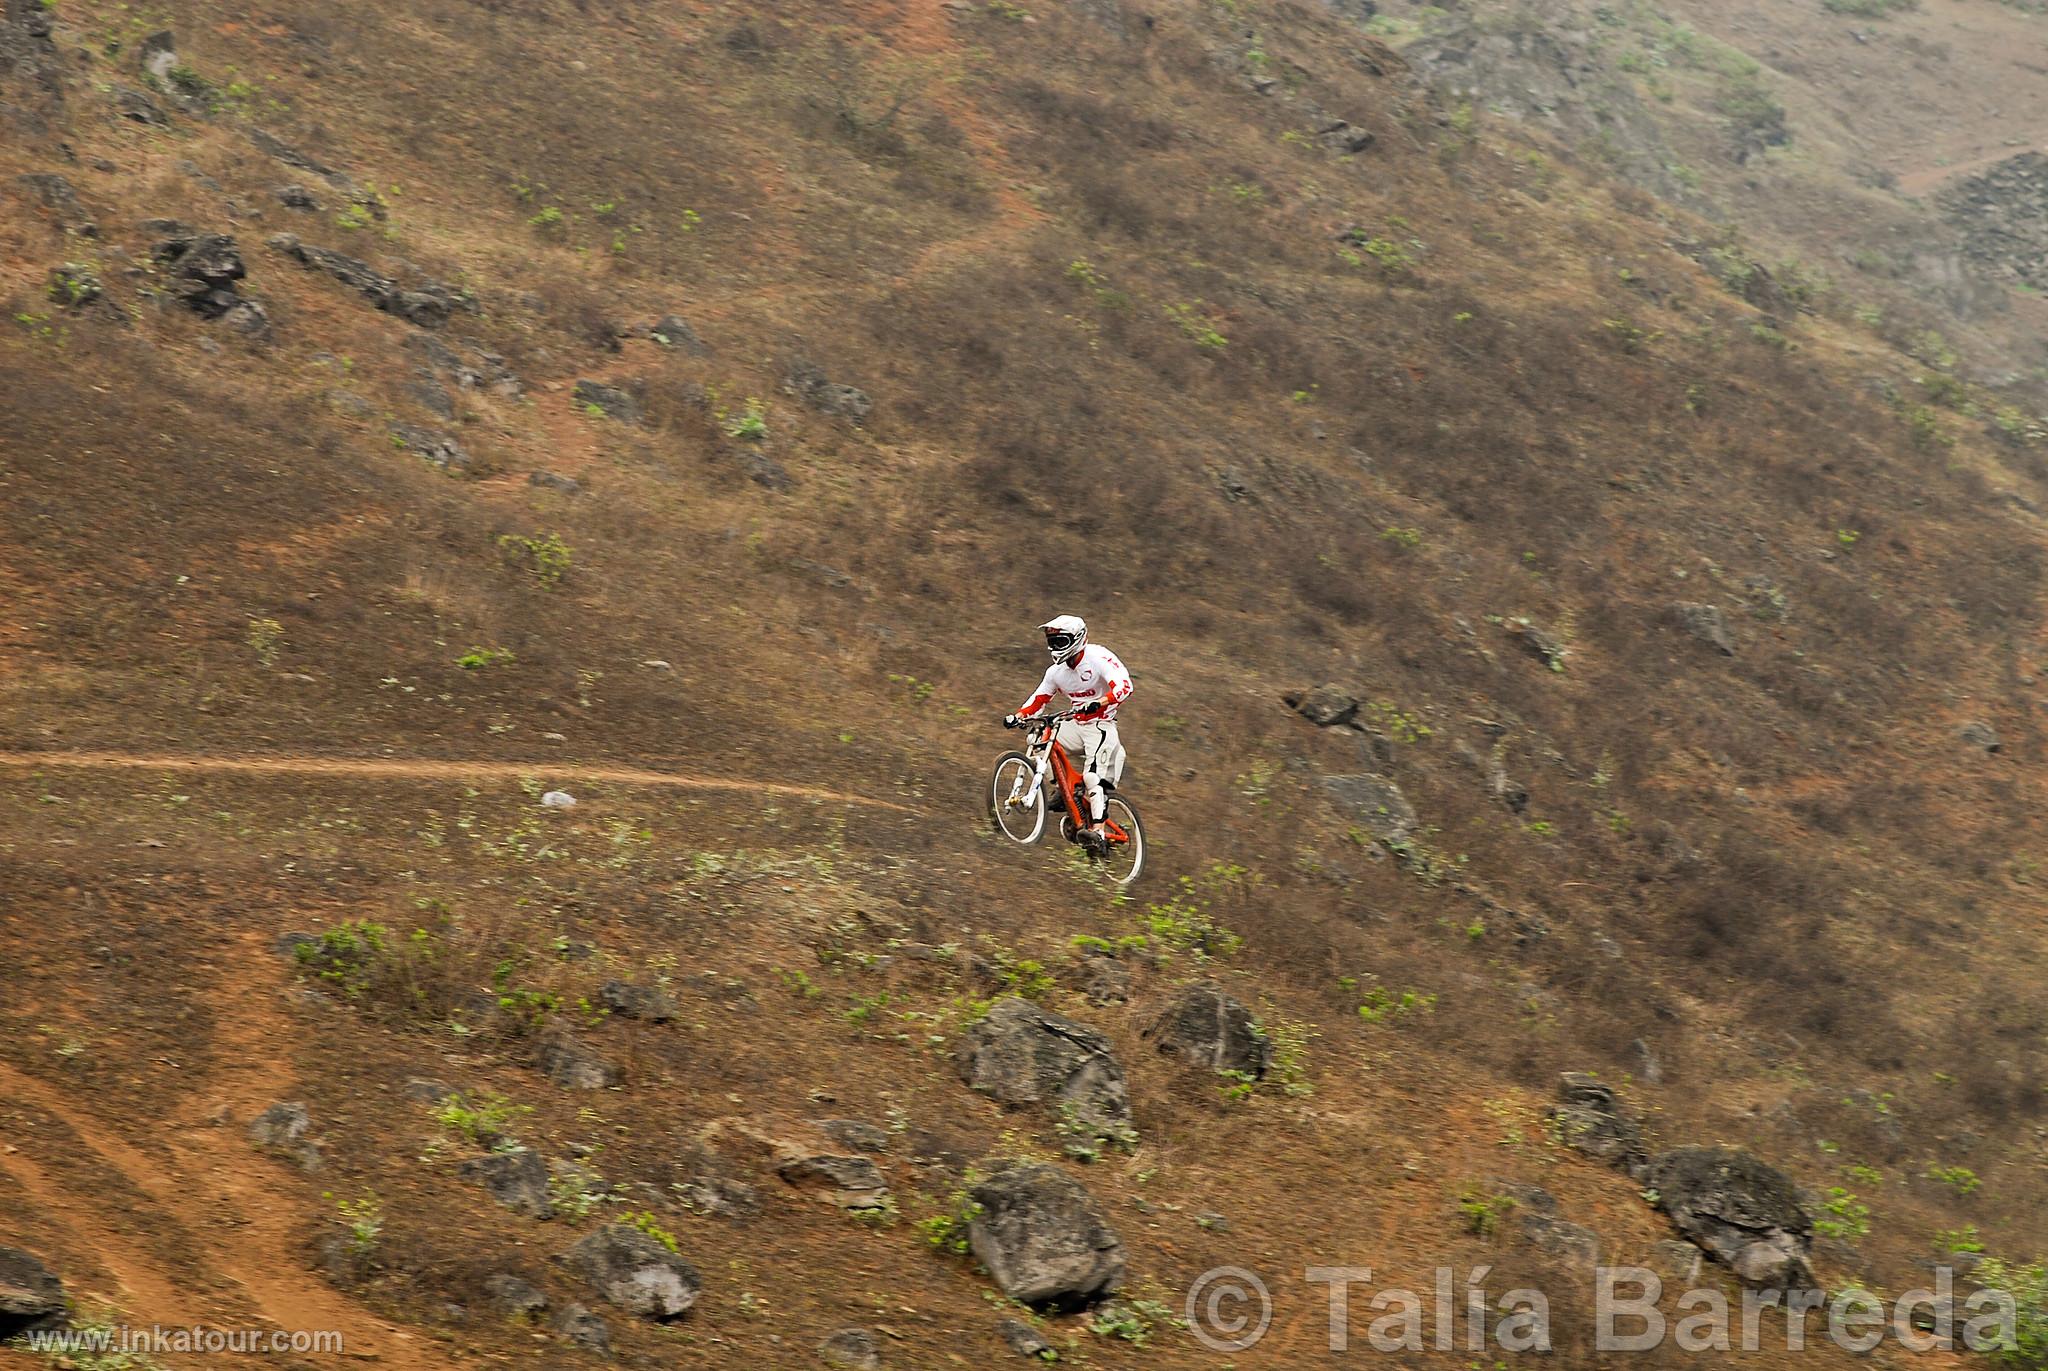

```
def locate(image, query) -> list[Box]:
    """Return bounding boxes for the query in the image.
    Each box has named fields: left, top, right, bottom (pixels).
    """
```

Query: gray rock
left=528, top=471, right=582, bottom=495
left=968, top=1163, right=1126, bottom=1310
left=220, top=299, right=272, bottom=340
left=407, top=376, right=455, bottom=419
left=573, top=379, right=641, bottom=424
left=1506, top=617, right=1567, bottom=670
left=787, top=358, right=872, bottom=420
left=957, top=997, right=1135, bottom=1155
left=1288, top=684, right=1359, bottom=727
left=1629, top=1038, right=1664, bottom=1085
left=483, top=1272, right=549, bottom=1319
left=1960, top=721, right=2001, bottom=753
left=1646, top=1147, right=1815, bottom=1290
left=997, top=1316, right=1051, bottom=1358
left=737, top=447, right=793, bottom=491
left=266, top=233, right=458, bottom=328
left=389, top=425, right=471, bottom=473
left=117, top=86, right=169, bottom=125
left=1649, top=1239, right=1703, bottom=1285
left=0, top=1246, right=65, bottom=1338
left=246, top=1101, right=320, bottom=1168
left=537, top=1034, right=621, bottom=1090
left=14, top=174, right=91, bottom=236
left=327, top=390, right=374, bottom=419
left=275, top=184, right=320, bottom=210
left=553, top=1301, right=611, bottom=1350
left=1550, top=1073, right=1648, bottom=1176
left=598, top=980, right=676, bottom=1023
left=1522, top=1214, right=1600, bottom=1263
left=274, top=930, right=318, bottom=958
left=152, top=233, right=247, bottom=317
left=775, top=1153, right=890, bottom=1211
left=1322, top=774, right=1417, bottom=843
left=1144, top=981, right=1271, bottom=1079
left=47, top=262, right=105, bottom=311
left=1078, top=953, right=1130, bottom=1007
left=672, top=1176, right=759, bottom=1218
left=459, top=1148, right=554, bottom=1220
left=247, top=127, right=359, bottom=194
left=558, top=1223, right=700, bottom=1320
left=819, top=1327, right=881, bottom=1370
left=818, top=1119, right=891, bottom=1154
left=1669, top=602, right=1736, bottom=656
left=645, top=314, right=709, bottom=355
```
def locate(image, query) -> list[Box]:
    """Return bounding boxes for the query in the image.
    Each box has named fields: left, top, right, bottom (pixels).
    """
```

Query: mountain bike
left=988, top=710, right=1144, bottom=886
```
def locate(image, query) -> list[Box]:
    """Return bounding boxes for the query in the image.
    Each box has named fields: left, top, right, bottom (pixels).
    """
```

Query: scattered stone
left=968, top=1162, right=1126, bottom=1310
left=558, top=1223, right=701, bottom=1320
left=997, top=1317, right=1052, bottom=1358
left=1144, top=981, right=1271, bottom=1080
left=1321, top=773, right=1417, bottom=843
left=1668, top=602, right=1736, bottom=656
left=1550, top=1073, right=1648, bottom=1176
left=537, top=1034, right=621, bottom=1090
left=573, top=379, right=642, bottom=424
left=389, top=424, right=471, bottom=473
left=247, top=1101, right=321, bottom=1169
left=598, top=980, right=677, bottom=1022
left=483, top=1273, right=549, bottom=1320
left=818, top=1120, right=891, bottom=1154
left=0, top=1246, right=66, bottom=1338
left=1646, top=1147, right=1815, bottom=1290
left=116, top=86, right=169, bottom=125
left=644, top=314, right=709, bottom=355
left=1317, top=119, right=1377, bottom=154
left=1960, top=721, right=2001, bottom=753
left=14, top=173, right=94, bottom=236
left=528, top=471, right=582, bottom=495
left=152, top=233, right=249, bottom=318
left=459, top=1147, right=554, bottom=1220
left=402, top=1077, right=455, bottom=1104
left=553, top=1301, right=612, bottom=1351
left=786, top=357, right=873, bottom=420
left=275, top=184, right=320, bottom=210
left=775, top=1152, right=891, bottom=1211
left=1522, top=1214, right=1600, bottom=1263
left=957, top=997, right=1135, bottom=1156
left=818, top=1328, right=881, bottom=1370
left=1506, top=617, right=1567, bottom=671
left=1288, top=684, right=1359, bottom=727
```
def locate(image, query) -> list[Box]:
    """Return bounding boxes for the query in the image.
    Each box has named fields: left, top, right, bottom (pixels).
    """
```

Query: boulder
left=389, top=425, right=471, bottom=474
left=1668, top=602, right=1736, bottom=656
left=553, top=1302, right=612, bottom=1351
left=152, top=233, right=247, bottom=317
left=775, top=1152, right=891, bottom=1212
left=968, top=1163, right=1126, bottom=1310
left=1645, top=1147, right=1815, bottom=1290
left=957, top=998, right=1135, bottom=1155
left=460, top=1147, right=555, bottom=1220
left=117, top=87, right=168, bottom=125
left=1144, top=981, right=1271, bottom=1079
left=598, top=980, right=676, bottom=1023
left=818, top=1327, right=881, bottom=1370
left=0, top=1246, right=65, bottom=1338
left=275, top=184, right=320, bottom=210
left=645, top=314, right=709, bottom=355
left=1322, top=773, right=1417, bottom=843
left=573, top=379, right=641, bottom=425
left=558, top=1223, right=700, bottom=1320
left=537, top=1034, right=621, bottom=1090
left=786, top=358, right=872, bottom=420
left=1288, top=684, right=1359, bottom=727
left=483, top=1273, right=549, bottom=1319
left=1549, top=1073, right=1647, bottom=1176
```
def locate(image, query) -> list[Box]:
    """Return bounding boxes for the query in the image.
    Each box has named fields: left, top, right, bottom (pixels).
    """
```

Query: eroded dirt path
left=0, top=750, right=914, bottom=812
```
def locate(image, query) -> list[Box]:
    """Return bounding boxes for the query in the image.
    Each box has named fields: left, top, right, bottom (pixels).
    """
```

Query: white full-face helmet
left=1040, top=614, right=1088, bottom=662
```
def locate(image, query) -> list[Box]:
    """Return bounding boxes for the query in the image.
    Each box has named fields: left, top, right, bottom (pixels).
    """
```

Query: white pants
left=1057, top=719, right=1124, bottom=822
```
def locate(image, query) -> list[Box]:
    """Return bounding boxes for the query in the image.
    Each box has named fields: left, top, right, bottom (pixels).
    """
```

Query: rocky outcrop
left=1645, top=1147, right=1815, bottom=1290
left=786, top=358, right=872, bottom=420
left=0, top=1246, right=65, bottom=1338
left=389, top=425, right=471, bottom=474
left=537, top=1033, right=621, bottom=1090
left=1549, top=1073, right=1647, bottom=1176
left=14, top=174, right=94, bottom=237
left=460, top=1148, right=555, bottom=1220
left=957, top=998, right=1135, bottom=1155
left=774, top=1152, right=891, bottom=1214
left=558, top=1223, right=701, bottom=1320
left=153, top=232, right=250, bottom=319
left=1144, top=981, right=1270, bottom=1079
left=1322, top=774, right=1417, bottom=843
left=598, top=979, right=677, bottom=1021
left=1941, top=152, right=2048, bottom=290
left=1668, top=602, right=1736, bottom=656
left=640, top=314, right=709, bottom=355
left=266, top=233, right=463, bottom=327
left=574, top=379, right=642, bottom=424
left=1287, top=684, right=1358, bottom=727
left=968, top=1163, right=1126, bottom=1310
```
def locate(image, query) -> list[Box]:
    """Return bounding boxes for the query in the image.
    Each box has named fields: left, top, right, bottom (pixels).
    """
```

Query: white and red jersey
left=1018, top=644, right=1133, bottom=722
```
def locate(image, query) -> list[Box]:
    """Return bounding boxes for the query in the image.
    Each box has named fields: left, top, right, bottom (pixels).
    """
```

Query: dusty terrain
left=2, top=0, right=2046, bottom=1367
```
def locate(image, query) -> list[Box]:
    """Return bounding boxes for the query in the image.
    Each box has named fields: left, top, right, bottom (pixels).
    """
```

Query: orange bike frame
left=1031, top=719, right=1132, bottom=845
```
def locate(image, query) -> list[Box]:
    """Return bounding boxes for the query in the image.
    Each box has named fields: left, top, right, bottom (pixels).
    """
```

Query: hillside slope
left=3, top=1, right=2046, bottom=1367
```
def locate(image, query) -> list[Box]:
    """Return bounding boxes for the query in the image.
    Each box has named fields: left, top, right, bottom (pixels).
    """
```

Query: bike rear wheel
left=989, top=752, right=1046, bottom=844
left=1099, top=795, right=1144, bottom=886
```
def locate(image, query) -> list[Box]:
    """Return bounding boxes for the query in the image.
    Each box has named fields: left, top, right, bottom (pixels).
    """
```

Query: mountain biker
left=1004, top=615, right=1132, bottom=852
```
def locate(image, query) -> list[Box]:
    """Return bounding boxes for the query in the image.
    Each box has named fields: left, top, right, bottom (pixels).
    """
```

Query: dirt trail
left=0, top=751, right=915, bottom=812
left=0, top=934, right=454, bottom=1367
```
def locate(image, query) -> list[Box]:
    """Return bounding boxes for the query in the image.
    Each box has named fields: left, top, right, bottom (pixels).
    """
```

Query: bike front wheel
left=1099, top=795, right=1145, bottom=886
left=989, top=752, right=1047, bottom=845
